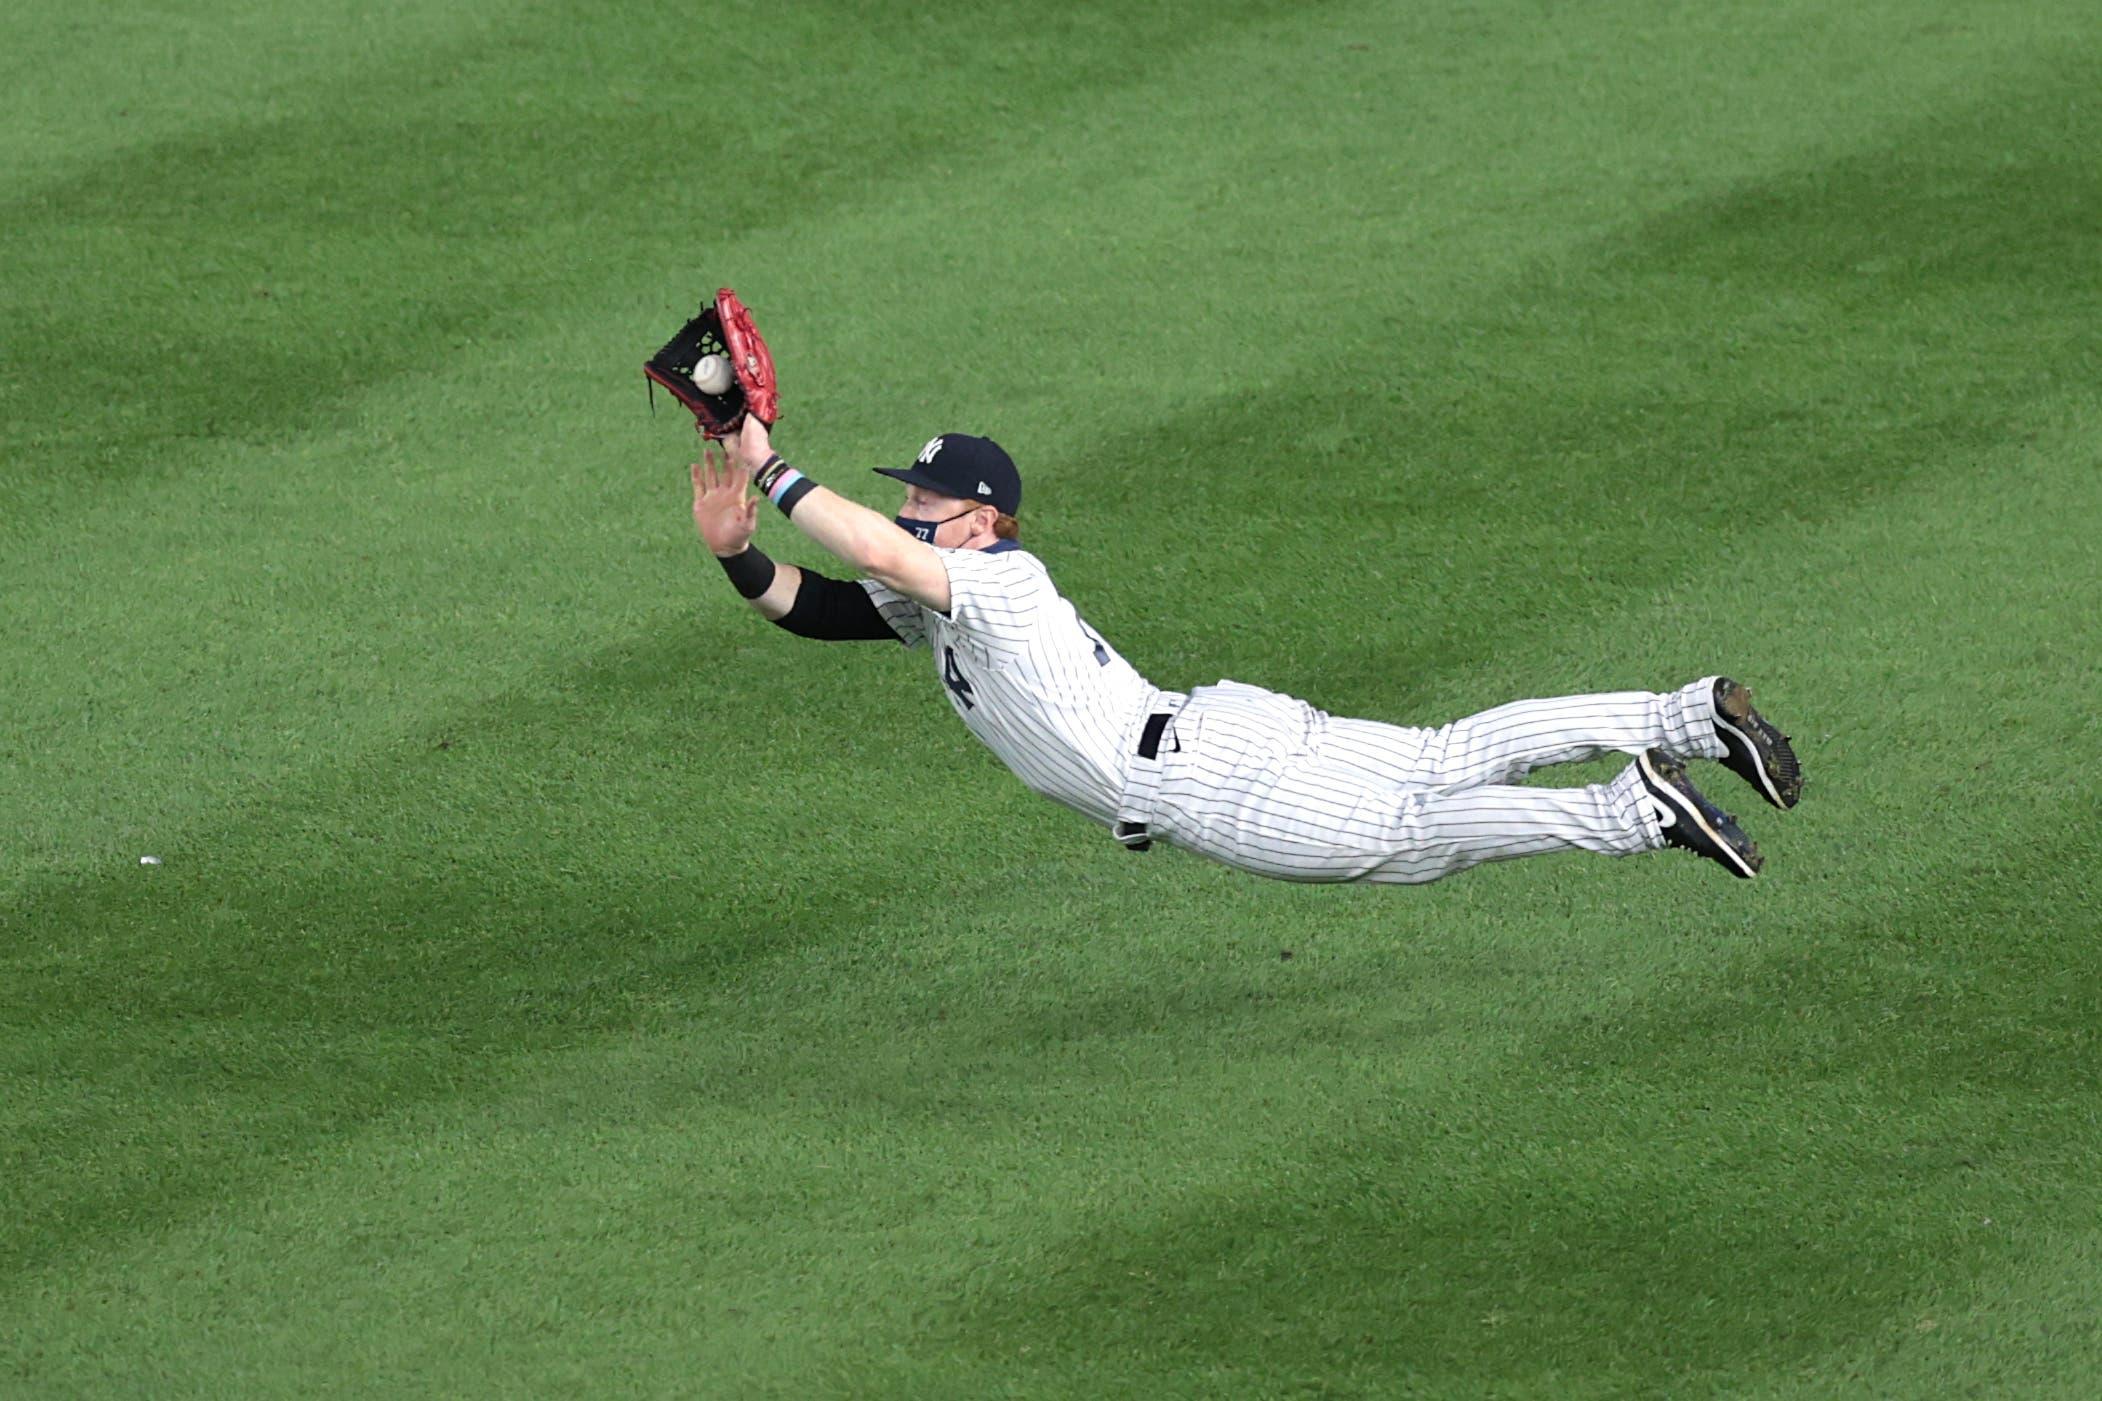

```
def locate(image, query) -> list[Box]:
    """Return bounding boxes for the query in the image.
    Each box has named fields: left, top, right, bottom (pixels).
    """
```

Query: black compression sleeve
left=716, top=546, right=777, bottom=600
left=776, top=566, right=904, bottom=642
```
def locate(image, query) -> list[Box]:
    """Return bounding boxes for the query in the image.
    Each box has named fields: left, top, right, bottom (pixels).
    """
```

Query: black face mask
left=894, top=505, right=977, bottom=544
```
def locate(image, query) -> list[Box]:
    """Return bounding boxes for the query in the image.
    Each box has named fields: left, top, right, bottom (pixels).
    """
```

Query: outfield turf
left=5, top=1, right=2102, bottom=1394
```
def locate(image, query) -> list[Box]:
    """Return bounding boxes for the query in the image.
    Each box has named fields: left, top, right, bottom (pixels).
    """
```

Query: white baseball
left=691, top=354, right=734, bottom=395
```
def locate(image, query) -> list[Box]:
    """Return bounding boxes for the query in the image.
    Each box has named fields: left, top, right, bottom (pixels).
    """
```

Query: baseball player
left=691, top=416, right=1801, bottom=884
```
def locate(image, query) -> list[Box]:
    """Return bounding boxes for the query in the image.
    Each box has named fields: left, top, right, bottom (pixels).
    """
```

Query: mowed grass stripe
left=1, top=1, right=518, bottom=189
left=1760, top=1218, right=2102, bottom=1399
left=4, top=379, right=2096, bottom=1392
left=903, top=428, right=2102, bottom=1391
left=1050, top=60, right=2101, bottom=719
left=0, top=0, right=1297, bottom=515
left=0, top=0, right=1314, bottom=891
left=6, top=2, right=2092, bottom=892
left=4, top=1, right=2101, bottom=1395
left=4, top=0, right=2085, bottom=1235
left=11, top=47, right=2096, bottom=1171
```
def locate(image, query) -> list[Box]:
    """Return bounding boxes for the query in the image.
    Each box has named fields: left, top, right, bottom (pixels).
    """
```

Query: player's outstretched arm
left=690, top=443, right=907, bottom=644
left=723, top=417, right=953, bottom=614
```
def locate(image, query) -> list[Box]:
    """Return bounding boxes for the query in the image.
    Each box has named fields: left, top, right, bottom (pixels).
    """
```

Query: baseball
left=691, top=354, right=734, bottom=395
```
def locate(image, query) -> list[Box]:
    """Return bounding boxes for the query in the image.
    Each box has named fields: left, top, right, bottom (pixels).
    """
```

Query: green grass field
left=6, top=1, right=2101, bottom=1394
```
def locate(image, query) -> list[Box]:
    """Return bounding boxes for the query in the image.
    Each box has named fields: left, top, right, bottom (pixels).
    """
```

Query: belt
left=1113, top=706, right=1184, bottom=852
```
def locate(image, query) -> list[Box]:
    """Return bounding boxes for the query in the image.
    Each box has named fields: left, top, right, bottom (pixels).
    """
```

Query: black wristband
left=716, top=545, right=777, bottom=600
left=754, top=453, right=819, bottom=518
left=753, top=453, right=792, bottom=495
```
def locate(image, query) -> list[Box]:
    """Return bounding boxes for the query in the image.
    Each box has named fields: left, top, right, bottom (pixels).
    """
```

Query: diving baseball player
left=691, top=416, right=1801, bottom=883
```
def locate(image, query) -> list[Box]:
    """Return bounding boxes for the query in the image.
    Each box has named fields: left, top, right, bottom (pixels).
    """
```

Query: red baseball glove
left=643, top=288, right=780, bottom=439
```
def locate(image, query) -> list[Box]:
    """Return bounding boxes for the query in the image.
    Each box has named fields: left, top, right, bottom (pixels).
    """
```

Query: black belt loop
left=1137, top=710, right=1177, bottom=761
left=1120, top=708, right=1182, bottom=853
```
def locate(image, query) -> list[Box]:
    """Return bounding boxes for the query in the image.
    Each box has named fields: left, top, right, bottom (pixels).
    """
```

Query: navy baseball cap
left=873, top=433, right=1022, bottom=516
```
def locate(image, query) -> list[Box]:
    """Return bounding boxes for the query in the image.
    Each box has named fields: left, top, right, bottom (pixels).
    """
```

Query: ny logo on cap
left=917, top=436, right=945, bottom=464
left=977, top=481, right=992, bottom=495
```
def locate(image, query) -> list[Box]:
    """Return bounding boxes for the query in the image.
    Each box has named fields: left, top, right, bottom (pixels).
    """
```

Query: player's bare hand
left=725, top=414, right=774, bottom=474
left=692, top=444, right=759, bottom=557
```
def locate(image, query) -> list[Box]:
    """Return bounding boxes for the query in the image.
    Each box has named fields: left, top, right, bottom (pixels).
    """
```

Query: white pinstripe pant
left=1143, top=677, right=1727, bottom=884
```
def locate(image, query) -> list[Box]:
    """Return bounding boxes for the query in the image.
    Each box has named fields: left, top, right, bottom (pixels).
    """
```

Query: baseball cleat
left=1638, top=749, right=1762, bottom=879
left=1712, top=677, right=1802, bottom=810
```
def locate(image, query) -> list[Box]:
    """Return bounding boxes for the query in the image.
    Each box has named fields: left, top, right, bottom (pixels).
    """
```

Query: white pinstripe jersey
left=850, top=543, right=1707, bottom=886
left=858, top=542, right=1157, bottom=826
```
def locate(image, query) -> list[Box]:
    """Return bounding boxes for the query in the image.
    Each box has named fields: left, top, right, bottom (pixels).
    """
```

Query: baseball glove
left=643, top=288, right=780, bottom=439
